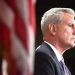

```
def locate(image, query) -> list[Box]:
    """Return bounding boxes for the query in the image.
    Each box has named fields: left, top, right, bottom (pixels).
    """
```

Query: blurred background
left=35, top=0, right=75, bottom=75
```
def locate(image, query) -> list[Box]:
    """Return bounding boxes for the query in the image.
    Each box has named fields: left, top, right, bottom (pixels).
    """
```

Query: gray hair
left=41, top=7, right=75, bottom=35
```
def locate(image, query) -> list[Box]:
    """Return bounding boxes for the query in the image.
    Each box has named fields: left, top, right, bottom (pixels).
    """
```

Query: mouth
left=73, top=40, right=75, bottom=47
left=71, top=38, right=75, bottom=45
left=73, top=43, right=75, bottom=47
left=72, top=38, right=75, bottom=40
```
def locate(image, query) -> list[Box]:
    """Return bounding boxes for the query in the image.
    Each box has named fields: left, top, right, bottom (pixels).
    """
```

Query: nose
left=72, top=21, right=75, bottom=34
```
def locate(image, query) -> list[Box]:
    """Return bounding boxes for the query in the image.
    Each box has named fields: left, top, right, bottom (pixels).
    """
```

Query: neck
left=43, top=36, right=66, bottom=55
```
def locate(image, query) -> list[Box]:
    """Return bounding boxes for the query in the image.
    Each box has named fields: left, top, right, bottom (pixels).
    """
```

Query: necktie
left=60, top=59, right=71, bottom=75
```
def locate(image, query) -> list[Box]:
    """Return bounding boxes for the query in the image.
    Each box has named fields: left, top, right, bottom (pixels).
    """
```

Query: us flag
left=0, top=0, right=36, bottom=75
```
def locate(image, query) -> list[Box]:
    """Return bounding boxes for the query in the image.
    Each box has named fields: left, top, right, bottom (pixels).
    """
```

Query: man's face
left=55, top=13, right=75, bottom=49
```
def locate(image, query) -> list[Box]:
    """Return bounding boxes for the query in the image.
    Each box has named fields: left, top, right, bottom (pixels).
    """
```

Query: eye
left=68, top=23, right=75, bottom=28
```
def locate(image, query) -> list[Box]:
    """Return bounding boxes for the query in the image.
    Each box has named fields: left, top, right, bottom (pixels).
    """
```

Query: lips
left=72, top=38, right=75, bottom=40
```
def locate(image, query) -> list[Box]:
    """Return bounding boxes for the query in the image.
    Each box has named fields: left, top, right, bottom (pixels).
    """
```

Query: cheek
left=57, top=29, right=72, bottom=41
left=56, top=25, right=73, bottom=41
left=64, top=28, right=72, bottom=36
left=63, top=32, right=70, bottom=41
left=61, top=29, right=72, bottom=41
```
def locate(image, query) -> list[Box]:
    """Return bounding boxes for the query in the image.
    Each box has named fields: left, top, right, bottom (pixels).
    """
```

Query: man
left=34, top=8, right=75, bottom=75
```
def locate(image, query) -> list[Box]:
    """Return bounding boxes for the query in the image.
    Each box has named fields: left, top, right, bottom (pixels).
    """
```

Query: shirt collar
left=44, top=41, right=63, bottom=62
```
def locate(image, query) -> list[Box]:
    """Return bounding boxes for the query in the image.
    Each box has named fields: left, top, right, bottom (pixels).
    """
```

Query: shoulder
left=36, top=42, right=50, bottom=53
left=35, top=42, right=55, bottom=58
left=35, top=42, right=56, bottom=65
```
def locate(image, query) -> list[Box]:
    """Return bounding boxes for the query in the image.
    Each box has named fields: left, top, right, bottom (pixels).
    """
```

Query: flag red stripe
left=0, top=21, right=3, bottom=43
left=28, top=0, right=36, bottom=34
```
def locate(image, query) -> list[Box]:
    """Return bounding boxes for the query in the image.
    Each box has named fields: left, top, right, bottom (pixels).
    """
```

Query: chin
left=72, top=44, right=75, bottom=47
left=70, top=43, right=75, bottom=48
left=66, top=44, right=74, bottom=49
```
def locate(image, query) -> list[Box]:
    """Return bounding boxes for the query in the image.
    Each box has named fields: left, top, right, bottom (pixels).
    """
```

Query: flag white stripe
left=0, top=0, right=14, bottom=29
left=2, top=59, right=8, bottom=75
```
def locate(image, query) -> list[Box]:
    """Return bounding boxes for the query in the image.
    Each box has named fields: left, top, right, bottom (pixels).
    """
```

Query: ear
left=48, top=24, right=57, bottom=35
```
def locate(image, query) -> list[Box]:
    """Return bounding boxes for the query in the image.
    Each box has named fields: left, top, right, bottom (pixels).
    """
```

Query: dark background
left=35, top=0, right=75, bottom=75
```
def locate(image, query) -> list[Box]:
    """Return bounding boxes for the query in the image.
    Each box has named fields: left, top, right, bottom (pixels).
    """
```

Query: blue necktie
left=60, top=59, right=71, bottom=75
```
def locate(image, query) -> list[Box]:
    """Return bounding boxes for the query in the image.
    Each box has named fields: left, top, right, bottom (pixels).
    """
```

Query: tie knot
left=60, top=58, right=65, bottom=64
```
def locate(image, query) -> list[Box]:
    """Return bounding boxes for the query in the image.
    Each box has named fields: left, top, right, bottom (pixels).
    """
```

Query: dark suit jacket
left=34, top=42, right=71, bottom=75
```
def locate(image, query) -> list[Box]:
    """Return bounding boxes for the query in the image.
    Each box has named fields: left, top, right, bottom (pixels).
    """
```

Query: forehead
left=63, top=13, right=75, bottom=23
